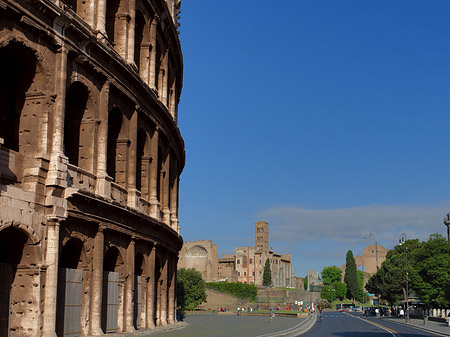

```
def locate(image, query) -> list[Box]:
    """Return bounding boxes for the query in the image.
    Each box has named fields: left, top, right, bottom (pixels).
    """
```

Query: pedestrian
left=237, top=306, right=240, bottom=316
left=269, top=308, right=274, bottom=323
left=399, top=308, right=404, bottom=320
left=375, top=307, right=379, bottom=318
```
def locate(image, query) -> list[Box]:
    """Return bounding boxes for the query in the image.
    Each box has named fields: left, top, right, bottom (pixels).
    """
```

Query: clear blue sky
left=177, top=1, right=450, bottom=277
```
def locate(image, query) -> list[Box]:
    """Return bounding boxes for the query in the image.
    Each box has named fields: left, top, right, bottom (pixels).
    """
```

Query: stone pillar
left=161, top=48, right=169, bottom=106
left=124, top=238, right=135, bottom=332
left=162, top=152, right=171, bottom=225
left=126, top=0, right=136, bottom=65
left=47, top=36, right=68, bottom=188
left=127, top=108, right=138, bottom=208
left=140, top=43, right=151, bottom=85
left=169, top=79, right=176, bottom=119
left=90, top=226, right=105, bottom=335
left=149, top=129, right=159, bottom=218
left=149, top=16, right=159, bottom=90
left=95, top=81, right=111, bottom=199
left=167, top=255, right=176, bottom=324
left=116, top=14, right=130, bottom=60
left=42, top=219, right=61, bottom=337
left=160, top=255, right=168, bottom=326
left=95, top=0, right=107, bottom=35
left=146, top=245, right=156, bottom=329
left=170, top=171, right=179, bottom=232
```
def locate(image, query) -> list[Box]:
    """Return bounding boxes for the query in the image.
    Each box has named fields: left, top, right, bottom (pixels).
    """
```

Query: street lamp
left=399, top=233, right=409, bottom=323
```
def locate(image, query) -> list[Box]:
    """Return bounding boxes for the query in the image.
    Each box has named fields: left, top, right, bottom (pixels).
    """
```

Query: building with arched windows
left=0, top=0, right=184, bottom=336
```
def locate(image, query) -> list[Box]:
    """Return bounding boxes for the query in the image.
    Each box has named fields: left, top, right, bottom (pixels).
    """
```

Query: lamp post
left=399, top=233, right=409, bottom=323
left=364, top=233, right=379, bottom=306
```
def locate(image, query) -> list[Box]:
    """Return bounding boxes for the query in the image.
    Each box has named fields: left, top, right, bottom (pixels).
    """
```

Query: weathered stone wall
left=178, top=240, right=219, bottom=282
left=0, top=0, right=185, bottom=336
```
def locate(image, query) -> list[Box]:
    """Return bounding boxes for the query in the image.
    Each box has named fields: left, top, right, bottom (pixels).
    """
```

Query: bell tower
left=255, top=220, right=269, bottom=252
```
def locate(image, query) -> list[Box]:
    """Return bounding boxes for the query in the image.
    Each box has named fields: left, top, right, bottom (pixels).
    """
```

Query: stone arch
left=60, top=236, right=87, bottom=269
left=0, top=40, right=46, bottom=157
left=0, top=226, right=41, bottom=336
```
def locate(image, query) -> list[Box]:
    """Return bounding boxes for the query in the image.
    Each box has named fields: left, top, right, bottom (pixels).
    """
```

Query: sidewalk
left=384, top=316, right=450, bottom=337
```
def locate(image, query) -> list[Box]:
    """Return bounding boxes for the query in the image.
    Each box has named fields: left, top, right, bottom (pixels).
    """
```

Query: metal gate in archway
left=56, top=268, right=83, bottom=337
left=0, top=263, right=13, bottom=337
left=102, top=271, right=119, bottom=334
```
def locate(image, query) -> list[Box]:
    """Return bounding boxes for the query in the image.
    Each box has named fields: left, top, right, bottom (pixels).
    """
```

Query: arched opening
left=57, top=237, right=85, bottom=337
left=134, top=11, right=145, bottom=72
left=0, top=42, right=37, bottom=152
left=102, top=246, right=123, bottom=333
left=134, top=253, right=144, bottom=329
left=0, top=227, right=39, bottom=336
left=64, top=82, right=89, bottom=167
left=107, top=108, right=123, bottom=180
left=106, top=0, right=121, bottom=44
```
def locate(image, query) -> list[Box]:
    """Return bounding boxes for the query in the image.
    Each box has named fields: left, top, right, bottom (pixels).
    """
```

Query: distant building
left=178, top=240, right=219, bottom=282
left=340, top=244, right=389, bottom=276
left=229, top=221, right=295, bottom=287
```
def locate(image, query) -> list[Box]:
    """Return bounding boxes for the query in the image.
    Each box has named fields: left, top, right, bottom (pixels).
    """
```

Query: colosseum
left=0, top=0, right=184, bottom=335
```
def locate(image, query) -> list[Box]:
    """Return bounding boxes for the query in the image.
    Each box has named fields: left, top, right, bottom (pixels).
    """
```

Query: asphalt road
left=301, top=312, right=444, bottom=337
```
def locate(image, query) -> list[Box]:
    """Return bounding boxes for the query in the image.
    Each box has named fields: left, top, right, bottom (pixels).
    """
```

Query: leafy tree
left=344, top=250, right=358, bottom=300
left=364, top=235, right=450, bottom=307
left=321, top=266, right=342, bottom=286
left=177, top=268, right=207, bottom=310
left=263, top=258, right=272, bottom=286
left=320, top=281, right=346, bottom=302
left=356, top=270, right=365, bottom=302
left=410, top=233, right=450, bottom=308
left=333, top=281, right=347, bottom=300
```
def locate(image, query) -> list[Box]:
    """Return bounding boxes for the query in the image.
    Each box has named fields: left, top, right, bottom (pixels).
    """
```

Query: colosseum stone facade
left=0, top=0, right=184, bottom=336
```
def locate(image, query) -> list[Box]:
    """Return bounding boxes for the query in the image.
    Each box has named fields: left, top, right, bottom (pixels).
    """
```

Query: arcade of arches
left=0, top=0, right=184, bottom=336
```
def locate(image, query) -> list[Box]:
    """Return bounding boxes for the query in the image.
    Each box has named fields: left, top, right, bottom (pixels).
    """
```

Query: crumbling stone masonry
left=0, top=0, right=185, bottom=336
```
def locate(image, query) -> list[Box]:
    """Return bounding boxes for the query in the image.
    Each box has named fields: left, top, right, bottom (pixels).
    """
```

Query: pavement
left=380, top=315, right=450, bottom=337
left=94, top=312, right=315, bottom=337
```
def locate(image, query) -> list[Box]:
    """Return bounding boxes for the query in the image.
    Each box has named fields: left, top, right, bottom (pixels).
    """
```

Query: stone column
left=47, top=34, right=68, bottom=188
left=90, top=225, right=105, bottom=336
left=169, top=167, right=179, bottom=231
left=169, top=79, right=176, bottom=119
left=160, top=255, right=168, bottom=326
left=42, top=219, right=61, bottom=337
left=124, top=238, right=135, bottom=332
left=149, top=129, right=159, bottom=218
left=146, top=245, right=156, bottom=329
left=162, top=153, right=171, bottom=226
left=140, top=43, right=151, bottom=85
left=167, top=255, right=176, bottom=324
left=127, top=107, right=138, bottom=208
left=95, top=80, right=111, bottom=199
left=116, top=14, right=131, bottom=60
left=126, top=0, right=136, bottom=65
left=95, top=0, right=107, bottom=35
left=149, top=16, right=159, bottom=90
left=161, top=48, right=169, bottom=106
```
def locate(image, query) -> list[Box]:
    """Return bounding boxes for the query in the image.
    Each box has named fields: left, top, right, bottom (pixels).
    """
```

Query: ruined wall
left=0, top=0, right=185, bottom=335
left=178, top=240, right=219, bottom=282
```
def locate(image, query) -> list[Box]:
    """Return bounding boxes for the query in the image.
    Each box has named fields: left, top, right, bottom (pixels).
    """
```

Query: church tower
left=255, top=220, right=269, bottom=252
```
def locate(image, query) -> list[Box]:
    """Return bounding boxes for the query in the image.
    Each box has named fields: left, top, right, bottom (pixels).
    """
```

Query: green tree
left=303, top=276, right=308, bottom=290
left=321, top=266, right=343, bottom=286
left=410, top=233, right=450, bottom=308
left=177, top=268, right=207, bottom=310
left=263, top=258, right=272, bottom=286
left=344, top=250, right=358, bottom=300
left=333, top=281, right=347, bottom=300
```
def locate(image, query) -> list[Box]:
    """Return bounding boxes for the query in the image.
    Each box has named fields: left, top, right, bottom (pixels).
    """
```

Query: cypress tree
left=344, top=250, right=358, bottom=300
left=263, top=258, right=272, bottom=287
